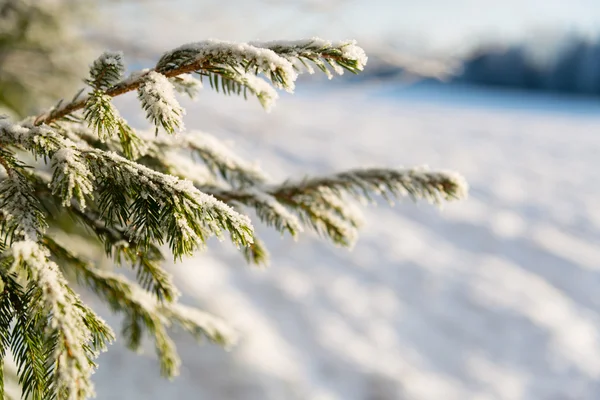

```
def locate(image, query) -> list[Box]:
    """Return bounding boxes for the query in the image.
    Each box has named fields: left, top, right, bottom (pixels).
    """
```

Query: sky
left=108, top=0, right=600, bottom=56
left=343, top=0, right=600, bottom=47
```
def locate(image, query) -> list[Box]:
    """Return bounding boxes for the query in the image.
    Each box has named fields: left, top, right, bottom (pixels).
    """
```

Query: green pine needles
left=0, top=37, right=468, bottom=399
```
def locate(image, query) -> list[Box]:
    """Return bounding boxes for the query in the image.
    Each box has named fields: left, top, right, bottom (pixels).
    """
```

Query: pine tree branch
left=34, top=62, right=223, bottom=126
left=146, top=131, right=268, bottom=188
left=42, top=235, right=180, bottom=377
left=9, top=283, right=53, bottom=400
left=251, top=38, right=368, bottom=77
left=0, top=33, right=471, bottom=400
left=0, top=168, right=47, bottom=244
left=44, top=238, right=237, bottom=378
left=207, top=189, right=303, bottom=238
left=44, top=229, right=179, bottom=304
left=34, top=74, right=150, bottom=126
left=2, top=120, right=256, bottom=258
left=272, top=167, right=468, bottom=204
left=28, top=171, right=179, bottom=304
left=202, top=167, right=468, bottom=246
left=240, top=236, right=270, bottom=267
left=83, top=149, right=255, bottom=256
left=35, top=38, right=368, bottom=126
left=7, top=241, right=115, bottom=399
left=70, top=258, right=181, bottom=379
left=198, top=68, right=278, bottom=111
left=160, top=303, right=238, bottom=349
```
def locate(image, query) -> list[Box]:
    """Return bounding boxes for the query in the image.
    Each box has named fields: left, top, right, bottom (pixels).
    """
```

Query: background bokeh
left=3, top=1, right=600, bottom=399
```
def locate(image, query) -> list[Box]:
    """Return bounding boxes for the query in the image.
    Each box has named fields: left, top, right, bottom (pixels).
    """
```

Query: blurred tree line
left=333, top=33, right=600, bottom=98
left=458, top=36, right=600, bottom=95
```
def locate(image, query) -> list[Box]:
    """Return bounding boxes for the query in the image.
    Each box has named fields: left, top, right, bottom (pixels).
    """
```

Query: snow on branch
left=148, top=131, right=268, bottom=188
left=83, top=90, right=123, bottom=141
left=170, top=73, right=203, bottom=98
left=207, top=185, right=360, bottom=247
left=87, top=51, right=125, bottom=90
left=252, top=38, right=368, bottom=78
left=0, top=119, right=95, bottom=211
left=276, top=167, right=467, bottom=245
left=8, top=240, right=114, bottom=400
left=60, top=206, right=179, bottom=303
left=213, top=188, right=303, bottom=238
left=200, top=67, right=279, bottom=111
left=42, top=235, right=178, bottom=378
left=4, top=120, right=256, bottom=259
left=44, top=235, right=237, bottom=379
left=35, top=38, right=368, bottom=126
left=51, top=147, right=94, bottom=210
left=205, top=167, right=467, bottom=247
left=0, top=147, right=47, bottom=243
left=161, top=303, right=239, bottom=349
left=85, top=150, right=255, bottom=257
left=138, top=71, right=185, bottom=134
left=275, top=166, right=469, bottom=205
left=156, top=39, right=298, bottom=93
left=72, top=259, right=182, bottom=378
left=0, top=119, right=66, bottom=158
left=0, top=171, right=46, bottom=243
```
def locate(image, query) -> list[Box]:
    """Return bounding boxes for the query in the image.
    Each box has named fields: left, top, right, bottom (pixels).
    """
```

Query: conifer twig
left=35, top=38, right=368, bottom=125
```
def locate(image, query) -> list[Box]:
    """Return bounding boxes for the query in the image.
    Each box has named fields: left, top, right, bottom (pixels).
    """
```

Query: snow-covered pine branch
left=251, top=38, right=368, bottom=78
left=138, top=71, right=185, bottom=134
left=0, top=156, right=46, bottom=243
left=36, top=37, right=369, bottom=125
left=273, top=167, right=469, bottom=205
left=87, top=149, right=254, bottom=256
left=7, top=240, right=114, bottom=399
left=43, top=235, right=236, bottom=380
left=201, top=68, right=279, bottom=112
left=0, top=36, right=467, bottom=400
left=87, top=51, right=125, bottom=91
left=201, top=167, right=467, bottom=248
left=146, top=130, right=269, bottom=188
left=169, top=74, right=203, bottom=98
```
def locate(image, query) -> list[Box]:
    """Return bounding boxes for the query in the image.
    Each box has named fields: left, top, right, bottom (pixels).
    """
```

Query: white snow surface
left=93, top=83, right=600, bottom=400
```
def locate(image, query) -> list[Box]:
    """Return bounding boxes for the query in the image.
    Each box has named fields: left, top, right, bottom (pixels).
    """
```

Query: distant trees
left=459, top=37, right=600, bottom=96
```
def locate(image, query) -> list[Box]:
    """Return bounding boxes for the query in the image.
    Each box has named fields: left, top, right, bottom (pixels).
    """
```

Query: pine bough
left=0, top=38, right=467, bottom=399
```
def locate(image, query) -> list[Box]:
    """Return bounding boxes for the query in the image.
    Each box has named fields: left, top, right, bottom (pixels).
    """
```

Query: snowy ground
left=94, top=83, right=600, bottom=400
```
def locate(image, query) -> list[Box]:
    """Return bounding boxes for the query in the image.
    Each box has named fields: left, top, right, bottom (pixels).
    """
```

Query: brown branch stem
left=34, top=60, right=213, bottom=127
left=34, top=51, right=350, bottom=127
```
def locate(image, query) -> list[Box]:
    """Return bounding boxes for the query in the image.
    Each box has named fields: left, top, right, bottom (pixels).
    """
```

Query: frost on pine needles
left=138, top=71, right=185, bottom=134
left=0, top=37, right=467, bottom=400
left=156, top=39, right=299, bottom=92
left=252, top=37, right=368, bottom=78
left=51, top=147, right=95, bottom=210
left=170, top=73, right=203, bottom=98
left=87, top=51, right=125, bottom=90
left=9, top=240, right=114, bottom=400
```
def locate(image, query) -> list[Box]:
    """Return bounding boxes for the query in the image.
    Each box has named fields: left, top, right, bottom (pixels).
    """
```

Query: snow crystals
left=336, top=39, right=368, bottom=70
left=10, top=240, right=114, bottom=400
left=51, top=146, right=95, bottom=210
left=159, top=39, right=299, bottom=93
left=138, top=71, right=186, bottom=134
